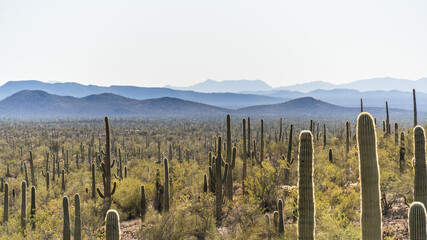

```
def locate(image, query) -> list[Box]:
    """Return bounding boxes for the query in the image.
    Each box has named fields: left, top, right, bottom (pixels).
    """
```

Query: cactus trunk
left=357, top=112, right=382, bottom=239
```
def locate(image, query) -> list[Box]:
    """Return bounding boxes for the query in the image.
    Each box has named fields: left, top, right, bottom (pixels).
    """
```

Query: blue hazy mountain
left=278, top=77, right=427, bottom=93
left=167, top=79, right=274, bottom=93
left=0, top=80, right=285, bottom=109
left=0, top=90, right=414, bottom=119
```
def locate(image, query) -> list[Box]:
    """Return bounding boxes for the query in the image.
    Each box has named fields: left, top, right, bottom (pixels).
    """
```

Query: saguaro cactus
left=297, top=131, right=315, bottom=239
left=203, top=173, right=208, bottom=193
left=357, top=112, right=382, bottom=239
left=3, top=183, right=8, bottom=223
left=260, top=119, right=264, bottom=163
left=323, top=124, right=327, bottom=149
left=74, top=194, right=82, bottom=240
left=395, top=123, right=399, bottom=145
left=409, top=201, right=426, bottom=240
left=215, top=136, right=229, bottom=224
left=414, top=126, right=427, bottom=207
left=413, top=89, right=418, bottom=127
left=225, top=114, right=233, bottom=200
left=164, top=158, right=170, bottom=212
left=105, top=209, right=120, bottom=240
left=97, top=117, right=117, bottom=201
left=63, top=196, right=71, bottom=240
left=346, top=121, right=350, bottom=153
left=329, top=148, right=333, bottom=163
left=61, top=169, right=66, bottom=192
left=21, top=180, right=27, bottom=234
left=242, top=118, right=247, bottom=195
left=278, top=199, right=284, bottom=234
left=386, top=101, right=390, bottom=135
left=30, top=186, right=36, bottom=230
left=29, top=151, right=35, bottom=187
left=141, top=185, right=146, bottom=222
left=247, top=117, right=251, bottom=157
left=399, top=132, right=406, bottom=172
left=91, top=163, right=96, bottom=199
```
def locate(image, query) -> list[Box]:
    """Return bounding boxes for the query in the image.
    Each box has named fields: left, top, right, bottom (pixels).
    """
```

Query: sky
left=1, top=0, right=427, bottom=88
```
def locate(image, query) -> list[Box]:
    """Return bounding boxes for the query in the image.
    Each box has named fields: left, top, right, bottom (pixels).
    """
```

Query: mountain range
left=170, top=77, right=427, bottom=93
left=0, top=80, right=285, bottom=109
left=0, top=90, right=414, bottom=119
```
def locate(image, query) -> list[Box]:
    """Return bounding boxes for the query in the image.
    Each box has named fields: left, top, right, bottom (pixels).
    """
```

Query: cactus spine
left=74, top=193, right=82, bottom=240
left=106, top=209, right=120, bottom=240
left=3, top=182, right=8, bottom=223
left=357, top=112, right=382, bottom=239
left=21, top=180, right=27, bottom=234
left=297, top=131, right=315, bottom=239
left=63, top=196, right=71, bottom=240
left=409, top=201, right=426, bottom=240
left=30, top=186, right=35, bottom=230
left=414, top=125, right=427, bottom=207
left=278, top=199, right=284, bottom=234
left=164, top=157, right=170, bottom=212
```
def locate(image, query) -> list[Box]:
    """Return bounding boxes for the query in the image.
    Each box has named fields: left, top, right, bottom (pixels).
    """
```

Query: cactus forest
left=0, top=90, right=425, bottom=240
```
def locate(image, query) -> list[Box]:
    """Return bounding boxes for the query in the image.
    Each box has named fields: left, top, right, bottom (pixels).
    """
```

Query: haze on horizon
left=1, top=0, right=426, bottom=88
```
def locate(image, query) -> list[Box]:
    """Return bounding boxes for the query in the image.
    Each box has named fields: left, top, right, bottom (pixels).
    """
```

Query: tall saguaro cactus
left=164, top=158, right=170, bottom=212
left=386, top=101, right=390, bottom=135
left=225, top=114, right=233, bottom=200
left=346, top=121, right=350, bottom=154
left=242, top=118, right=247, bottom=195
left=409, top=201, right=426, bottom=240
left=106, top=209, right=120, bottom=240
left=260, top=119, right=264, bottom=163
left=215, top=136, right=229, bottom=224
left=21, top=180, right=27, bottom=234
left=74, top=194, right=82, bottom=240
left=297, top=131, right=315, bottom=239
left=141, top=185, right=147, bottom=222
left=30, top=186, right=36, bottom=230
left=29, top=151, right=35, bottom=187
left=97, top=117, right=117, bottom=201
left=278, top=199, right=285, bottom=234
left=413, top=89, right=418, bottom=127
left=414, top=126, right=427, bottom=207
left=3, top=183, right=8, bottom=223
left=63, top=196, right=71, bottom=240
left=357, top=112, right=382, bottom=239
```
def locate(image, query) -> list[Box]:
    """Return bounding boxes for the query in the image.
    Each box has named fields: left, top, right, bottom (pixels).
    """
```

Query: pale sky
left=1, top=0, right=426, bottom=87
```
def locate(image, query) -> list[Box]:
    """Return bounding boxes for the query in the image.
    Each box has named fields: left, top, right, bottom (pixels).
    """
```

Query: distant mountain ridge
left=171, top=77, right=427, bottom=93
left=168, top=79, right=273, bottom=93
left=0, top=80, right=286, bottom=109
left=0, top=90, right=415, bottom=119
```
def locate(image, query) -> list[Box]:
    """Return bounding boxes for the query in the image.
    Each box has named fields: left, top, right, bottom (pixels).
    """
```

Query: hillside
left=0, top=90, right=229, bottom=118
left=0, top=80, right=285, bottom=109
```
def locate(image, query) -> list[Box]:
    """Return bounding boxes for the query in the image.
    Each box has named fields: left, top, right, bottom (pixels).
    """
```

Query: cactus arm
left=223, top=163, right=229, bottom=183
left=97, top=187, right=106, bottom=199
left=231, top=147, right=236, bottom=169
left=110, top=182, right=117, bottom=196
